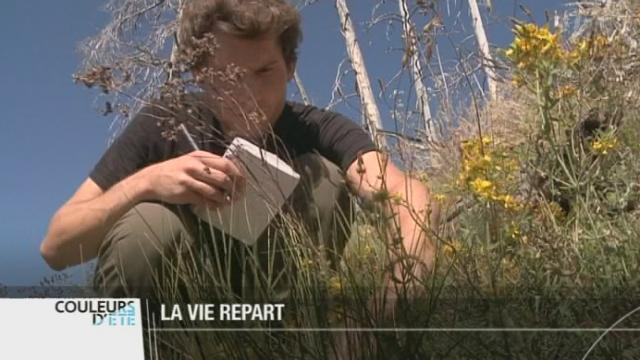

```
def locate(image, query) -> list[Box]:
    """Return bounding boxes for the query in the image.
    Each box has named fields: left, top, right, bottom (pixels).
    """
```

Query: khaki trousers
left=92, top=152, right=354, bottom=302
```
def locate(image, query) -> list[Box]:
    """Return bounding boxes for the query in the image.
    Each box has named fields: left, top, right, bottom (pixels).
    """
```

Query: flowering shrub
left=419, top=6, right=640, bottom=356
left=457, top=136, right=521, bottom=209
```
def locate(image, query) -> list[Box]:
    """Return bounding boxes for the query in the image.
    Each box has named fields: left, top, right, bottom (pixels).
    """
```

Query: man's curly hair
left=178, top=0, right=302, bottom=68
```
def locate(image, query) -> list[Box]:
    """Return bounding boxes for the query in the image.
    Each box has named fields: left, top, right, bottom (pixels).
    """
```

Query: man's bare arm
left=40, top=150, right=245, bottom=271
left=345, top=151, right=439, bottom=286
left=40, top=175, right=149, bottom=271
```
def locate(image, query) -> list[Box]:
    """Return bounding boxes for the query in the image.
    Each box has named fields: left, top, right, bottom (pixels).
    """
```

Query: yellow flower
left=459, top=136, right=522, bottom=210
left=566, top=34, right=609, bottom=65
left=578, top=39, right=589, bottom=52
left=591, top=136, right=618, bottom=155
left=556, top=85, right=577, bottom=98
left=443, top=240, right=461, bottom=257
left=471, top=178, right=494, bottom=198
left=511, top=74, right=525, bottom=87
left=501, top=194, right=521, bottom=210
left=506, top=23, right=564, bottom=73
left=509, top=222, right=521, bottom=239
left=592, top=35, right=609, bottom=51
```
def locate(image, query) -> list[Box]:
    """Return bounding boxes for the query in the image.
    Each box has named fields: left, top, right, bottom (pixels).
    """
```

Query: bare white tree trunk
left=468, top=0, right=497, bottom=99
left=335, top=0, right=386, bottom=148
left=169, top=0, right=185, bottom=81
left=293, top=70, right=311, bottom=105
left=398, top=0, right=439, bottom=142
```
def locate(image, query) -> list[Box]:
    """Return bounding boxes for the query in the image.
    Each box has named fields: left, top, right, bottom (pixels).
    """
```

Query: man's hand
left=40, top=150, right=245, bottom=271
left=139, top=150, right=246, bottom=209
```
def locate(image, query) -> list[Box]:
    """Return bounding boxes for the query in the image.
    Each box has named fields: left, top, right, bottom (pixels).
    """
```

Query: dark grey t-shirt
left=89, top=95, right=378, bottom=191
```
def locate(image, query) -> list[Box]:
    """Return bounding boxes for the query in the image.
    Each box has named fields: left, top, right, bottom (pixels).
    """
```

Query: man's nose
left=239, top=76, right=263, bottom=105
left=241, top=73, right=259, bottom=94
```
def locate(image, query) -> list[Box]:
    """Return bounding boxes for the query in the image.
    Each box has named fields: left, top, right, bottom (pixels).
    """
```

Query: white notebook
left=191, top=137, right=301, bottom=246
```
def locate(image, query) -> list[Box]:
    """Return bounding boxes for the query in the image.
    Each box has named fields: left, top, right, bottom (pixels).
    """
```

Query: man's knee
left=290, top=152, right=355, bottom=266
left=93, top=202, right=199, bottom=298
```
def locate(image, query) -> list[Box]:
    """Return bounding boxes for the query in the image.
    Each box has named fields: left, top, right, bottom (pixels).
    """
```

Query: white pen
left=178, top=123, right=232, bottom=203
left=179, top=123, right=200, bottom=151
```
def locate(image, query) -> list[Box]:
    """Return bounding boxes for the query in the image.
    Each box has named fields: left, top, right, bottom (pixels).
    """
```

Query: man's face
left=195, top=31, right=295, bottom=141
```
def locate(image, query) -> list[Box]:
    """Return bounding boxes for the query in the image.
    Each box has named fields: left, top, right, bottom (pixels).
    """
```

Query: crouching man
left=40, top=0, right=438, bottom=311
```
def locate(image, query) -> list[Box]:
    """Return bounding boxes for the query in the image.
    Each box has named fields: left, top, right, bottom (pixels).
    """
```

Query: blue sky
left=0, top=0, right=565, bottom=285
